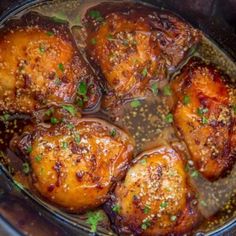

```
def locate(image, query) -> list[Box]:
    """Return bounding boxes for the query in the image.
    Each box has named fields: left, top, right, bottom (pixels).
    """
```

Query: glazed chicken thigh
left=105, top=146, right=200, bottom=235
left=16, top=117, right=134, bottom=212
left=172, top=58, right=236, bottom=180
left=84, top=2, right=200, bottom=102
left=0, top=12, right=101, bottom=113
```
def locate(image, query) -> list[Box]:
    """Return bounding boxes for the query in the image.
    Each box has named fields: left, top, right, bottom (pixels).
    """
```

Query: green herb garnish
left=0, top=113, right=10, bottom=122
left=165, top=113, right=173, bottom=123
left=112, top=204, right=121, bottom=213
left=88, top=10, right=103, bottom=22
left=191, top=170, right=199, bottom=178
left=141, top=219, right=151, bottom=230
left=141, top=67, right=148, bottom=77
left=107, top=34, right=114, bottom=41
left=35, top=155, right=42, bottom=163
left=50, top=117, right=59, bottom=125
left=62, top=105, right=76, bottom=116
left=39, top=43, right=46, bottom=53
left=77, top=98, right=84, bottom=107
left=58, top=63, right=65, bottom=72
left=110, top=128, right=116, bottom=137
left=22, top=162, right=30, bottom=174
left=47, top=31, right=54, bottom=36
left=78, top=81, right=87, bottom=96
left=143, top=205, right=150, bottom=214
left=66, top=123, right=75, bottom=130
left=197, top=107, right=208, bottom=116
left=90, top=38, right=97, bottom=45
left=151, top=83, right=158, bottom=94
left=170, top=215, right=177, bottom=221
left=86, top=211, right=103, bottom=233
left=130, top=100, right=141, bottom=108
left=160, top=201, right=168, bottom=208
left=26, top=146, right=32, bottom=154
left=183, top=95, right=190, bottom=105
left=74, top=134, right=81, bottom=143
left=163, top=85, right=172, bottom=96
left=61, top=141, right=68, bottom=149
left=201, top=116, right=208, bottom=124
left=45, top=108, right=54, bottom=116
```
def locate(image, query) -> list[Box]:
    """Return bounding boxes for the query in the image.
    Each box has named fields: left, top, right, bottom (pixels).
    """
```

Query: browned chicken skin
left=105, top=146, right=200, bottom=235
left=84, top=2, right=200, bottom=101
left=0, top=12, right=101, bottom=113
left=16, top=117, right=134, bottom=212
left=171, top=58, right=236, bottom=180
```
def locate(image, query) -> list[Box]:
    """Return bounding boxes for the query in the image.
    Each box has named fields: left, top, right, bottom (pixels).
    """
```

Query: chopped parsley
left=143, top=205, right=150, bottom=214
left=86, top=211, right=103, bottom=233
left=88, top=10, right=103, bottom=22
left=47, top=31, right=54, bottom=36
left=74, top=134, right=81, bottom=143
left=78, top=81, right=87, bottom=96
left=112, top=204, right=121, bottom=213
left=45, top=108, right=54, bottom=116
left=0, top=113, right=10, bottom=122
left=107, top=34, right=114, bottom=41
left=141, top=219, right=151, bottom=230
left=26, top=146, right=32, bottom=154
left=151, top=83, right=158, bottom=94
left=110, top=128, right=116, bottom=137
left=160, top=201, right=168, bottom=208
left=165, top=113, right=173, bottom=123
left=58, top=63, right=65, bottom=72
left=39, top=43, right=46, bottom=53
left=50, top=117, right=59, bottom=125
left=201, top=116, right=208, bottom=124
left=191, top=170, right=199, bottom=178
left=163, top=85, right=172, bottom=96
left=141, top=67, right=148, bottom=77
left=22, top=162, right=30, bottom=174
left=35, top=155, right=42, bottom=163
left=197, top=107, right=208, bottom=116
left=77, top=98, right=84, bottom=107
left=61, top=141, right=68, bottom=149
left=62, top=105, right=76, bottom=116
left=170, top=215, right=177, bottom=221
left=130, top=100, right=141, bottom=108
left=66, top=123, right=75, bottom=130
left=183, top=95, right=190, bottom=105
left=90, top=38, right=97, bottom=45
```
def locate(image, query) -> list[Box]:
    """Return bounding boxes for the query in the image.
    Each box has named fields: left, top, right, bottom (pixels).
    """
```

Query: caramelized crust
left=84, top=3, right=200, bottom=99
left=0, top=12, right=101, bottom=113
left=17, top=118, right=134, bottom=212
left=105, top=146, right=200, bottom=235
left=172, top=58, right=236, bottom=180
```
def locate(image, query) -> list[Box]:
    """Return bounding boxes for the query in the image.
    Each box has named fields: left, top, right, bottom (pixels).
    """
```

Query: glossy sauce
left=0, top=0, right=235, bottom=235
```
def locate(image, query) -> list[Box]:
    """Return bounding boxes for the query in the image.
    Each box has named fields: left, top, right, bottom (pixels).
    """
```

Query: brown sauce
left=0, top=0, right=235, bottom=235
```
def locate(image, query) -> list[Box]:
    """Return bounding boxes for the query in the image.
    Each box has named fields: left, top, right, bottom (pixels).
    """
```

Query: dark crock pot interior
left=0, top=0, right=235, bottom=235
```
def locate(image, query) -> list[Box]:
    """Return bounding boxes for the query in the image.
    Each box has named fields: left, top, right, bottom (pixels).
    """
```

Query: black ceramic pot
left=0, top=1, right=235, bottom=235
